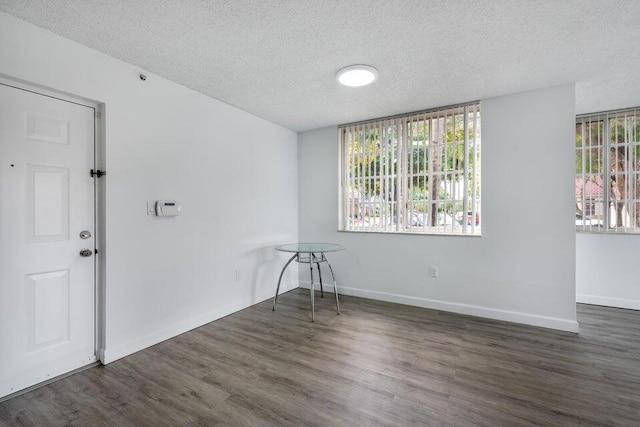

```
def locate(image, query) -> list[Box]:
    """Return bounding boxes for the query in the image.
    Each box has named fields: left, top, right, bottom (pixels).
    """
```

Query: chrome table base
left=272, top=252, right=340, bottom=322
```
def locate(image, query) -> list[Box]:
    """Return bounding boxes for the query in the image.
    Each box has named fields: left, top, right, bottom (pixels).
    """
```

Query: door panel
left=25, top=111, right=70, bottom=145
left=27, top=269, right=70, bottom=350
left=28, top=165, right=70, bottom=241
left=0, top=83, right=96, bottom=398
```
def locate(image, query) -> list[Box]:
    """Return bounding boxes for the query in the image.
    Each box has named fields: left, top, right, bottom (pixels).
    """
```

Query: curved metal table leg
left=273, top=253, right=298, bottom=311
left=309, top=257, right=315, bottom=322
left=316, top=254, right=324, bottom=298
left=325, top=255, right=340, bottom=315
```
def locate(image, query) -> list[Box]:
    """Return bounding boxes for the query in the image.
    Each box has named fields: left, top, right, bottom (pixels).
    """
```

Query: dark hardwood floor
left=1, top=289, right=639, bottom=426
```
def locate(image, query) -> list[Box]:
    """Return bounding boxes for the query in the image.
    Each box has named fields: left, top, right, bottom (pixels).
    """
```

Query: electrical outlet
left=235, top=270, right=241, bottom=282
left=429, top=266, right=439, bottom=278
left=147, top=201, right=156, bottom=215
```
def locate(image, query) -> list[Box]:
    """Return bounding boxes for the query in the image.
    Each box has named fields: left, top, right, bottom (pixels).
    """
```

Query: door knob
left=79, top=249, right=93, bottom=257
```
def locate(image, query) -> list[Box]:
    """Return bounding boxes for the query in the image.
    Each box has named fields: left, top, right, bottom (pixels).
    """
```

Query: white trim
left=102, top=282, right=298, bottom=364
left=0, top=74, right=100, bottom=109
left=576, top=294, right=640, bottom=310
left=94, top=102, right=106, bottom=364
left=300, top=281, right=579, bottom=333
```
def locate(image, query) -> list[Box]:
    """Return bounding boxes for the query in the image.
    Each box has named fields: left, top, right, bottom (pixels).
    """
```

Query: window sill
left=576, top=227, right=640, bottom=235
left=338, top=229, right=482, bottom=238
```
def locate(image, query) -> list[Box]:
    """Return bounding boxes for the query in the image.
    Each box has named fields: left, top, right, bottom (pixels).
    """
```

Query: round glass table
left=273, top=243, right=345, bottom=322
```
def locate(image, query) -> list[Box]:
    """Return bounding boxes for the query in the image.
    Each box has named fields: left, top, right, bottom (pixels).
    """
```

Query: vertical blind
left=576, top=107, right=640, bottom=232
left=339, top=102, right=481, bottom=235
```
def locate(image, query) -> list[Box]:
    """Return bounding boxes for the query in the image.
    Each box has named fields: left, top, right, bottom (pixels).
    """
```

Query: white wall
left=0, top=12, right=298, bottom=362
left=299, top=85, right=578, bottom=332
left=577, top=234, right=640, bottom=309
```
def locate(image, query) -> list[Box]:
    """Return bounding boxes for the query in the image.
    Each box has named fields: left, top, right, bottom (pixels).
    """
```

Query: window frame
left=576, top=107, right=640, bottom=234
left=338, top=102, right=481, bottom=236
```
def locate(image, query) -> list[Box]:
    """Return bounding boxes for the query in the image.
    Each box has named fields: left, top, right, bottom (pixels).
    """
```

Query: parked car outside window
left=575, top=212, right=603, bottom=227
left=456, top=211, right=479, bottom=225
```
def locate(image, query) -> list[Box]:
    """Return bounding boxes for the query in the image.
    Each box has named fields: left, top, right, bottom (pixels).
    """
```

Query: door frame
left=0, top=75, right=106, bottom=366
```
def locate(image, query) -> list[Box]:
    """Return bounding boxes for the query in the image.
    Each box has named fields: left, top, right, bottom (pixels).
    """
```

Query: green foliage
left=347, top=114, right=479, bottom=199
left=576, top=115, right=640, bottom=227
left=575, top=117, right=640, bottom=175
left=575, top=122, right=603, bottom=174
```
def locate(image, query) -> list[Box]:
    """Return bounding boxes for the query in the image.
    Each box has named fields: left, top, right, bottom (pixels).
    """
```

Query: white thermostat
left=155, top=200, right=181, bottom=217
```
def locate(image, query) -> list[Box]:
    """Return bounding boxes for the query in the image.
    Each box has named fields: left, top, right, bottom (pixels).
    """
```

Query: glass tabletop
left=276, top=243, right=345, bottom=253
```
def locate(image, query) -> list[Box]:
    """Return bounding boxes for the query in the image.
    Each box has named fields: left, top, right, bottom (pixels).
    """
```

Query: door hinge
left=90, top=169, right=106, bottom=178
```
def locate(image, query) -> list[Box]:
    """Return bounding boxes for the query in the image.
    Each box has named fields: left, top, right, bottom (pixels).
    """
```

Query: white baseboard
left=300, top=281, right=579, bottom=333
left=102, top=283, right=297, bottom=364
left=577, top=294, right=640, bottom=310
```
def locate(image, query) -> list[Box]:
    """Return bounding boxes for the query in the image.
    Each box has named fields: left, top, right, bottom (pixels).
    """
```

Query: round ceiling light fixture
left=336, top=64, right=378, bottom=87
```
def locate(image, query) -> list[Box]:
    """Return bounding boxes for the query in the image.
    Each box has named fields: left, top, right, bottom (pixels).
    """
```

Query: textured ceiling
left=1, top=0, right=639, bottom=132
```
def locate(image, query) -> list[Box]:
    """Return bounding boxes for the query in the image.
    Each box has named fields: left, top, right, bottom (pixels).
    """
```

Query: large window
left=339, top=103, right=481, bottom=235
left=576, top=107, right=640, bottom=233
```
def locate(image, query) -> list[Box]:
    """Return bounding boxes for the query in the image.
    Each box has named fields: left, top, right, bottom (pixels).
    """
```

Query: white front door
left=0, top=83, right=96, bottom=399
